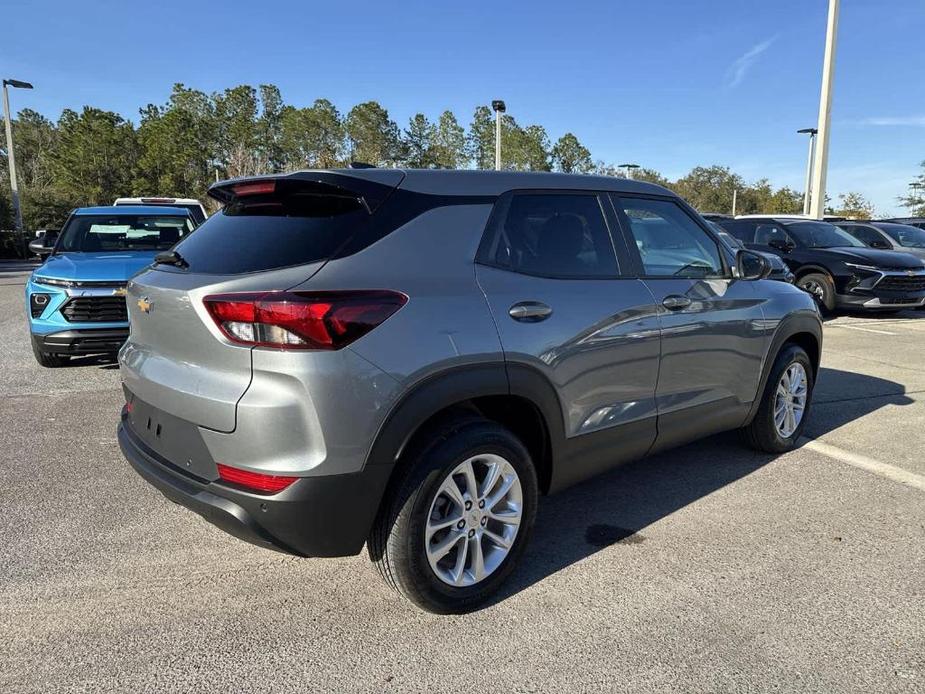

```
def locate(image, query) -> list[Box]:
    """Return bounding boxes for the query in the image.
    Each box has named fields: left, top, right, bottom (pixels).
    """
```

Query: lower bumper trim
left=118, top=417, right=392, bottom=558
left=36, top=328, right=129, bottom=354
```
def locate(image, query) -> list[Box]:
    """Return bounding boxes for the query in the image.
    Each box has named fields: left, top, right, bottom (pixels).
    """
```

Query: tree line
left=0, top=82, right=887, bottom=232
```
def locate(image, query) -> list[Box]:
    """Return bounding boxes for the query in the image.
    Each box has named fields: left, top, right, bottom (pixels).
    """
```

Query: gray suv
left=117, top=169, right=822, bottom=613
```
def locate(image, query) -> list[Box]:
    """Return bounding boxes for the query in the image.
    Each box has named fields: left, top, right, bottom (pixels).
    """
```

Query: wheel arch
left=794, top=264, right=834, bottom=282
left=365, top=362, right=564, bottom=499
left=745, top=310, right=823, bottom=425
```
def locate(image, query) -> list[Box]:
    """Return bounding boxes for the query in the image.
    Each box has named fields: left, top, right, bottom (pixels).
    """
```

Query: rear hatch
left=120, top=170, right=404, bottom=434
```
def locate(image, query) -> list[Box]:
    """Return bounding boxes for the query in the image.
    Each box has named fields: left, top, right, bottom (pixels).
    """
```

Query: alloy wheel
left=424, top=454, right=523, bottom=587
left=774, top=362, right=808, bottom=438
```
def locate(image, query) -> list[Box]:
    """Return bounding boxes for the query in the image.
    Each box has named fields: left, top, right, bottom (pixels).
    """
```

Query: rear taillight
left=202, top=290, right=407, bottom=350
left=216, top=463, right=298, bottom=494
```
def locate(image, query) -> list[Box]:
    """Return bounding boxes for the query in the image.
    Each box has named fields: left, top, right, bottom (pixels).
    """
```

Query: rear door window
left=477, top=192, right=620, bottom=278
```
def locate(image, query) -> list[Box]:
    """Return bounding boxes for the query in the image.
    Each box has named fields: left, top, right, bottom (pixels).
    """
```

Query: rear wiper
left=153, top=250, right=189, bottom=269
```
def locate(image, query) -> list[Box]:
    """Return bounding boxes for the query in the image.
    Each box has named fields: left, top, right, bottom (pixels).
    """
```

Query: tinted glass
left=714, top=220, right=757, bottom=243
left=839, top=224, right=889, bottom=247
left=877, top=223, right=925, bottom=248
left=784, top=221, right=864, bottom=248
left=616, top=197, right=724, bottom=278
left=171, top=190, right=369, bottom=274
left=480, top=193, right=618, bottom=278
left=58, top=215, right=193, bottom=252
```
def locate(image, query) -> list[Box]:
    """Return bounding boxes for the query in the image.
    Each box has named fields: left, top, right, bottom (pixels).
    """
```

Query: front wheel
left=368, top=419, right=538, bottom=613
left=797, top=272, right=835, bottom=314
left=742, top=344, right=814, bottom=453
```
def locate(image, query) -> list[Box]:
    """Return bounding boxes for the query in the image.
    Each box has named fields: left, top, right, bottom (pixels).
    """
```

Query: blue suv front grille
left=60, top=296, right=128, bottom=323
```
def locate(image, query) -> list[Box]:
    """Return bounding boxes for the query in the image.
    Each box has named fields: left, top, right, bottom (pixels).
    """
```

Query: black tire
left=31, top=337, right=68, bottom=368
left=368, top=418, right=538, bottom=614
left=742, top=344, right=814, bottom=453
left=797, top=272, right=836, bottom=314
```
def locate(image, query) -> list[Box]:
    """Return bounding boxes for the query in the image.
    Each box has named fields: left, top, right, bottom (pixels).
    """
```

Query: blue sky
left=2, top=0, right=923, bottom=214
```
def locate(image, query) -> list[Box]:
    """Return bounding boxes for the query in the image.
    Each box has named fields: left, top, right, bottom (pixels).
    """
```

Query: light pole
left=491, top=100, right=506, bottom=171
left=798, top=128, right=818, bottom=215
left=809, top=0, right=839, bottom=219
left=3, top=78, right=33, bottom=253
left=619, top=163, right=640, bottom=180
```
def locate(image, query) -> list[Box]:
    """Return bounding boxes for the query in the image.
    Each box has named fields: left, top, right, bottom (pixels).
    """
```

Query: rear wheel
left=797, top=272, right=835, bottom=314
left=369, top=419, right=538, bottom=613
left=742, top=344, right=814, bottom=453
left=31, top=336, right=68, bottom=368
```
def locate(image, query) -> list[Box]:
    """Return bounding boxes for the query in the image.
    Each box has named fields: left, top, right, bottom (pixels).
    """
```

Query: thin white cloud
left=725, top=36, right=777, bottom=88
left=859, top=116, right=925, bottom=127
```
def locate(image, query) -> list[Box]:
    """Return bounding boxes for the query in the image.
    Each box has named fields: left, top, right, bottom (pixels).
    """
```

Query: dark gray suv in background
left=117, top=169, right=822, bottom=613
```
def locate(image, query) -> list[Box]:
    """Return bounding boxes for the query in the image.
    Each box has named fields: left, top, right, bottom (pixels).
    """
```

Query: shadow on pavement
left=492, top=366, right=911, bottom=607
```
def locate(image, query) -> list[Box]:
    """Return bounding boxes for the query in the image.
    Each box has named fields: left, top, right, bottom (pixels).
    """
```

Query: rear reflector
left=216, top=463, right=298, bottom=494
left=203, top=290, right=407, bottom=350
left=232, top=180, right=276, bottom=197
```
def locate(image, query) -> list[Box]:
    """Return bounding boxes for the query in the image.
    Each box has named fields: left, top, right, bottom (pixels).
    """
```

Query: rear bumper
left=118, top=413, right=392, bottom=557
left=34, top=328, right=129, bottom=354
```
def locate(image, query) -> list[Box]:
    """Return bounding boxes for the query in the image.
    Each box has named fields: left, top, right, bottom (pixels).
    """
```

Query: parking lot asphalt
left=1, top=264, right=923, bottom=693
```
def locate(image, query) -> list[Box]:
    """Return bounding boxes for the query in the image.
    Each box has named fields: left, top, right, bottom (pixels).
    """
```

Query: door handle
left=509, top=301, right=552, bottom=322
left=661, top=295, right=692, bottom=311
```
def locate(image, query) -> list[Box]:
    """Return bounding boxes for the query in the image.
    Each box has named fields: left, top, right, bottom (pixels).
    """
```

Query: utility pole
left=3, top=78, right=34, bottom=254
left=491, top=100, right=506, bottom=171
left=798, top=128, right=818, bottom=215
left=809, top=0, right=839, bottom=219
left=732, top=188, right=738, bottom=216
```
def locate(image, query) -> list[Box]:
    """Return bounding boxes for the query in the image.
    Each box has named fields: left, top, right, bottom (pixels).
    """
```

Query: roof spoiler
left=207, top=170, right=404, bottom=213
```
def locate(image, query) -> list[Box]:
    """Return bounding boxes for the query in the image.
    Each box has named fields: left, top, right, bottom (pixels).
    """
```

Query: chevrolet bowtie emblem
left=137, top=296, right=152, bottom=314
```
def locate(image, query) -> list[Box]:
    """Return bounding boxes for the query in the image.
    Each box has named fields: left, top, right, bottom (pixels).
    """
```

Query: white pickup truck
left=113, top=197, right=207, bottom=225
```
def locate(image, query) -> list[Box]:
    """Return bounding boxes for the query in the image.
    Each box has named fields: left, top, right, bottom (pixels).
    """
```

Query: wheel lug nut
left=468, top=529, right=475, bottom=538
left=457, top=520, right=465, bottom=529
left=464, top=500, right=472, bottom=510
left=480, top=517, right=487, bottom=526
left=478, top=500, right=485, bottom=509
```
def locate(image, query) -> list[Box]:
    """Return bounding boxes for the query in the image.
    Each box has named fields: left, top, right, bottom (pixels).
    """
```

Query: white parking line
left=799, top=437, right=925, bottom=492
left=827, top=324, right=898, bottom=336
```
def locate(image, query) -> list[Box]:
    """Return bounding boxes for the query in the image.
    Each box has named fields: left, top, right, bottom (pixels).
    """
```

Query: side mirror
left=736, top=249, right=772, bottom=281
left=767, top=238, right=794, bottom=253
left=28, top=231, right=58, bottom=258
left=869, top=239, right=891, bottom=250
left=28, top=238, right=53, bottom=257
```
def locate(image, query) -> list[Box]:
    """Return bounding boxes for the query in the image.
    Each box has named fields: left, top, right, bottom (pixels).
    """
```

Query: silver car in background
left=117, top=169, right=821, bottom=613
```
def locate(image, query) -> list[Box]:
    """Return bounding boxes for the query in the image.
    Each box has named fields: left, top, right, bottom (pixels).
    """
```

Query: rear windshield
left=169, top=189, right=369, bottom=274
left=58, top=214, right=194, bottom=252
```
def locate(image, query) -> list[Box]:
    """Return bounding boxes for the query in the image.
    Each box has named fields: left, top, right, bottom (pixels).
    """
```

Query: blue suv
left=26, top=206, right=194, bottom=367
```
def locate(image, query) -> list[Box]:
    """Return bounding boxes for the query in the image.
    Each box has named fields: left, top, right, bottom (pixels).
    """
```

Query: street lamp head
left=797, top=128, right=818, bottom=135
left=491, top=100, right=506, bottom=113
left=3, top=79, right=33, bottom=90
left=619, top=163, right=640, bottom=169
